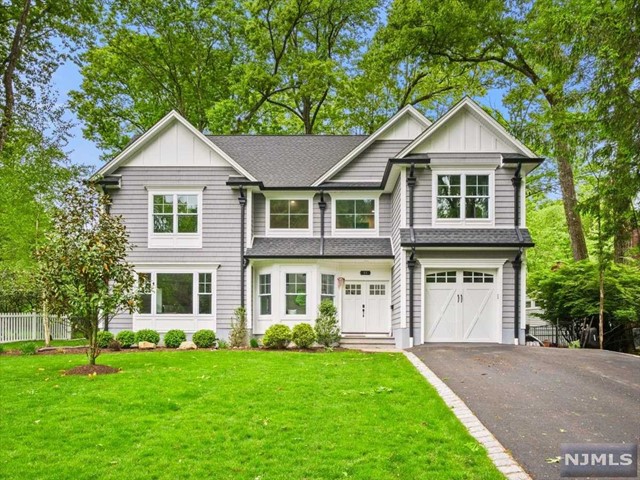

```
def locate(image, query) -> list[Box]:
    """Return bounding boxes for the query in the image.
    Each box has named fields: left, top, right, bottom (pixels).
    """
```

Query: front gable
left=397, top=98, right=537, bottom=158
left=93, top=111, right=256, bottom=180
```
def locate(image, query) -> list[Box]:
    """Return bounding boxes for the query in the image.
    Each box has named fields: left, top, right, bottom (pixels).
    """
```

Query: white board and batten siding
left=0, top=313, right=71, bottom=343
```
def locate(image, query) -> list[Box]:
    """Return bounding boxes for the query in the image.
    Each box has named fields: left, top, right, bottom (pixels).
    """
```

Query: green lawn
left=1, top=338, right=88, bottom=351
left=0, top=351, right=503, bottom=479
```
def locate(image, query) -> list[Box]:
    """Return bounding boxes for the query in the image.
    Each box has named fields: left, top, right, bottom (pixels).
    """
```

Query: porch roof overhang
left=245, top=237, right=394, bottom=259
left=400, top=228, right=534, bottom=248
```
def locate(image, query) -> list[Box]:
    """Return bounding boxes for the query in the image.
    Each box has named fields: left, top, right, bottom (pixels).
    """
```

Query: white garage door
left=424, top=270, right=499, bottom=343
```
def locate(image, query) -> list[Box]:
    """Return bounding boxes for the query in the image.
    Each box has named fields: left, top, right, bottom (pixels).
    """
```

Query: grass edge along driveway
left=1, top=350, right=503, bottom=480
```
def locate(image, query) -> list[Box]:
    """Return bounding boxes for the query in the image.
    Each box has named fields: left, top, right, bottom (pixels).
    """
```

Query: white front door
left=342, top=281, right=390, bottom=334
left=425, top=270, right=499, bottom=342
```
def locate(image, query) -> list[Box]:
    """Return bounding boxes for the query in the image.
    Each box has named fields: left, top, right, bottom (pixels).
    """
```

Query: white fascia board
left=311, top=105, right=432, bottom=187
left=92, top=110, right=257, bottom=181
left=396, top=97, right=538, bottom=160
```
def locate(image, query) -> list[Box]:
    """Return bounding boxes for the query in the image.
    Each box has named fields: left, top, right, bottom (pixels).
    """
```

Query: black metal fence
left=527, top=325, right=572, bottom=347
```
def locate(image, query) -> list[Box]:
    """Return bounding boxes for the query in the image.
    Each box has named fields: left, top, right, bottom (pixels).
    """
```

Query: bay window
left=259, top=274, right=272, bottom=315
left=321, top=274, right=335, bottom=303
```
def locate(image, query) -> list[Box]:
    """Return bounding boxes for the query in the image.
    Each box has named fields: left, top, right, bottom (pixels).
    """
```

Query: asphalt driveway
left=409, top=344, right=640, bottom=479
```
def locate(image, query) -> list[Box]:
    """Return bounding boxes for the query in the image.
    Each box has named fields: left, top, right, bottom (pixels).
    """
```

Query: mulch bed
left=64, top=364, right=120, bottom=375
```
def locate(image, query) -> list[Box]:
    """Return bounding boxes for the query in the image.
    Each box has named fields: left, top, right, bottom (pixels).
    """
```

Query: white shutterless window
left=432, top=171, right=494, bottom=226
left=147, top=187, right=204, bottom=248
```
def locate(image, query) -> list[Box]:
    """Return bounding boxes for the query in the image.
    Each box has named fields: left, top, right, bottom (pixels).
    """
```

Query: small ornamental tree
left=38, top=183, right=144, bottom=366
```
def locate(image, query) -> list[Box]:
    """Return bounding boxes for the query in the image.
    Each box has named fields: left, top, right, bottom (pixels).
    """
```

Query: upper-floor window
left=435, top=173, right=492, bottom=224
left=153, top=194, right=199, bottom=233
left=147, top=188, right=203, bottom=248
left=335, top=199, right=376, bottom=230
left=269, top=199, right=309, bottom=229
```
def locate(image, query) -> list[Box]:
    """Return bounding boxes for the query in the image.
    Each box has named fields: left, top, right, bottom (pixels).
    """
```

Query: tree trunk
left=88, top=320, right=99, bottom=365
left=554, top=137, right=589, bottom=260
left=0, top=0, right=31, bottom=151
left=42, top=294, right=50, bottom=347
left=598, top=264, right=604, bottom=350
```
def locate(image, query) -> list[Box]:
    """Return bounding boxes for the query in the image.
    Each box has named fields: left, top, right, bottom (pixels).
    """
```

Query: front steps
left=340, top=336, right=397, bottom=352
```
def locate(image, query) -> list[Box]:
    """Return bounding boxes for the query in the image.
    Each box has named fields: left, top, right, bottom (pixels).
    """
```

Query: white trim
left=420, top=261, right=505, bottom=344
left=330, top=191, right=381, bottom=238
left=400, top=249, right=407, bottom=329
left=93, top=110, right=257, bottom=181
left=431, top=170, right=495, bottom=227
left=396, top=97, right=537, bottom=160
left=147, top=189, right=204, bottom=248
left=246, top=263, right=253, bottom=329
left=312, top=105, right=431, bottom=186
left=132, top=264, right=218, bottom=333
left=264, top=193, right=314, bottom=237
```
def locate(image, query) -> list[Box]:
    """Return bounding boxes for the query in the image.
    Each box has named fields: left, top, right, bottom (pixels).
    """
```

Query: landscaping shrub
left=97, top=331, right=114, bottom=348
left=0, top=344, right=4, bottom=354
left=163, top=329, right=186, bottom=348
left=135, top=329, right=160, bottom=345
left=263, top=324, right=292, bottom=349
left=250, top=338, right=259, bottom=348
left=116, top=330, right=135, bottom=348
left=192, top=329, right=216, bottom=348
left=217, top=340, right=228, bottom=349
left=108, top=339, right=122, bottom=351
left=20, top=342, right=37, bottom=355
left=228, top=306, right=248, bottom=347
left=292, top=323, right=316, bottom=349
left=315, top=300, right=340, bottom=347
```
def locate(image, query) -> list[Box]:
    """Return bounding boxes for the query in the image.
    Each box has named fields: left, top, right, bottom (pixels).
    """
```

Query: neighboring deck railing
left=0, top=313, right=71, bottom=343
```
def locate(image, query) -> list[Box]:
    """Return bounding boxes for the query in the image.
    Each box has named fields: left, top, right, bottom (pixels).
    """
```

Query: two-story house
left=95, top=97, right=540, bottom=349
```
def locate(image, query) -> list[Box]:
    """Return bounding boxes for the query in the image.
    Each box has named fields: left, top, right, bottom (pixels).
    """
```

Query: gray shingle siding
left=329, top=140, right=410, bottom=183
left=108, top=166, right=242, bottom=336
left=410, top=166, right=516, bottom=226
left=390, top=174, right=403, bottom=330
left=313, top=193, right=332, bottom=237
left=378, top=194, right=392, bottom=237
left=252, top=192, right=265, bottom=237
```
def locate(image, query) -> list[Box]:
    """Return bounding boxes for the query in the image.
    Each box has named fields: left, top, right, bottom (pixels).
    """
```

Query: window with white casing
left=321, top=274, right=335, bottom=304
left=285, top=273, right=307, bottom=315
left=259, top=274, right=272, bottom=316
left=135, top=271, right=215, bottom=316
left=269, top=199, right=310, bottom=229
left=434, top=173, right=493, bottom=225
left=148, top=189, right=203, bottom=248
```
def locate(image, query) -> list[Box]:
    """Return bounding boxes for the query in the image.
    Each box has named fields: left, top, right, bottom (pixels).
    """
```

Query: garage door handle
left=362, top=304, right=365, bottom=317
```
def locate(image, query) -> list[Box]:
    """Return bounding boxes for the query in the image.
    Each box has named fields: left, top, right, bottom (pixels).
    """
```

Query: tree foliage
left=536, top=260, right=640, bottom=351
left=38, top=183, right=143, bottom=365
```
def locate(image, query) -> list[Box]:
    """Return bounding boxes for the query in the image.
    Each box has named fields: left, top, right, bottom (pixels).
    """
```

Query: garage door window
left=426, top=271, right=457, bottom=283
left=463, top=271, right=494, bottom=283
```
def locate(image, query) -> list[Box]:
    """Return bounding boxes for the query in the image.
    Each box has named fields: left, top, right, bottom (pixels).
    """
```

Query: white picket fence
left=0, top=313, right=71, bottom=343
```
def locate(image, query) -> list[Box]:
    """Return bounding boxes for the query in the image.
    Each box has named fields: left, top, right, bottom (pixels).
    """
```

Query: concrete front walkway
left=409, top=344, right=640, bottom=479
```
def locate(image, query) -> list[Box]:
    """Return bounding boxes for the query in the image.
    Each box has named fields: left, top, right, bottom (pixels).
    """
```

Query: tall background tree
left=0, top=0, right=99, bottom=311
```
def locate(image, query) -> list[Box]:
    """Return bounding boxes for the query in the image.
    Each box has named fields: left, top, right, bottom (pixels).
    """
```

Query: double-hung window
left=435, top=173, right=491, bottom=223
left=259, top=274, right=272, bottom=315
left=148, top=189, right=203, bottom=248
left=321, top=274, right=335, bottom=303
left=285, top=273, right=307, bottom=315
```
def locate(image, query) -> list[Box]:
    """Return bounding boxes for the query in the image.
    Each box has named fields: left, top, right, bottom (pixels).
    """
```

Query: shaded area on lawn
left=0, top=350, right=503, bottom=479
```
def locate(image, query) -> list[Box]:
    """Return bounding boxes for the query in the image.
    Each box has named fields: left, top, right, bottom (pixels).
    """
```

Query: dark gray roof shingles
left=400, top=228, right=534, bottom=246
left=208, top=135, right=367, bottom=187
left=246, top=237, right=393, bottom=258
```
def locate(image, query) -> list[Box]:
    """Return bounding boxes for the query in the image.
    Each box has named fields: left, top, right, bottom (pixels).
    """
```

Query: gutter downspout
left=511, top=162, right=523, bottom=344
left=319, top=191, right=326, bottom=256
left=238, top=186, right=247, bottom=309
left=407, top=164, right=417, bottom=346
